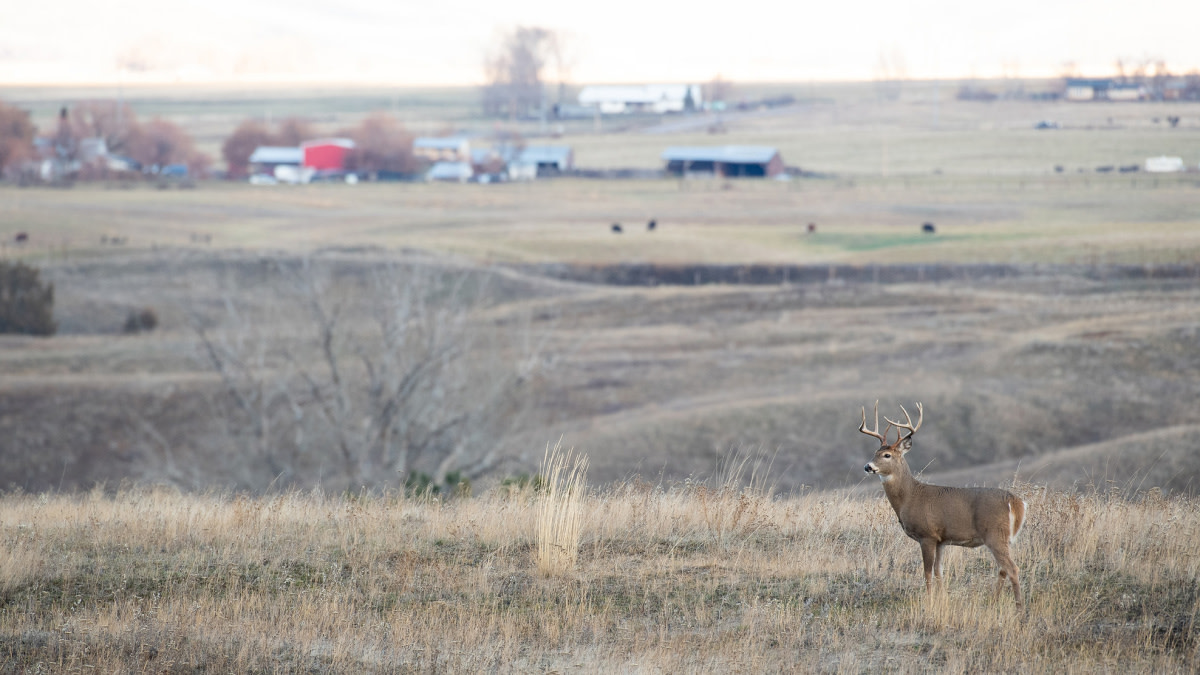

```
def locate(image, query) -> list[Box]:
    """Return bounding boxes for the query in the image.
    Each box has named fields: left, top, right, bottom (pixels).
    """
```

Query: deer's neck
left=880, top=463, right=920, bottom=517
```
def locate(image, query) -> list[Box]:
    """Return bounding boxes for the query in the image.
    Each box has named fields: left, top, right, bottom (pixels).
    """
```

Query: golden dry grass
left=1, top=481, right=1196, bottom=672
left=535, top=442, right=588, bottom=577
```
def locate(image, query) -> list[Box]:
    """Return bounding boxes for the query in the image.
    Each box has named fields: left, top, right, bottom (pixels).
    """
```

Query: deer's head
left=859, top=401, right=923, bottom=482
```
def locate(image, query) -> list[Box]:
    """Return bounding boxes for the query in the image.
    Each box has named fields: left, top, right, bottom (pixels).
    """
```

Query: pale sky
left=3, top=1, right=1199, bottom=85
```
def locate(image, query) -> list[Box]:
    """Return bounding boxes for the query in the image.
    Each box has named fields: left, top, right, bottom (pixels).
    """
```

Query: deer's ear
left=897, top=438, right=913, bottom=455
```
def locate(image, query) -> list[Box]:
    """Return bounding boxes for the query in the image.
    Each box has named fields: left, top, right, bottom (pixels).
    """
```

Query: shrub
left=122, top=308, right=158, bottom=334
left=404, top=471, right=472, bottom=499
left=0, top=261, right=56, bottom=336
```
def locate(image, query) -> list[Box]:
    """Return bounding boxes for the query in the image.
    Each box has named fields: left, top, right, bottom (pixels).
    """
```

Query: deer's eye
left=883, top=453, right=892, bottom=459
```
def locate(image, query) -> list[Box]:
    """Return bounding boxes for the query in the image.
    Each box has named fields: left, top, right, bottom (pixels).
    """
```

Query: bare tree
left=127, top=118, right=209, bottom=173
left=482, top=26, right=565, bottom=120
left=194, top=257, right=558, bottom=491
left=273, top=117, right=315, bottom=146
left=69, top=100, right=139, bottom=154
left=0, top=100, right=36, bottom=175
left=874, top=46, right=908, bottom=101
left=222, top=120, right=274, bottom=179
left=338, top=113, right=418, bottom=176
left=705, top=75, right=733, bottom=106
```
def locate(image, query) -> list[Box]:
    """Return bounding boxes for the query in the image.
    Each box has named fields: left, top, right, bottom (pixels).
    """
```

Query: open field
left=1, top=484, right=1196, bottom=672
left=4, top=175, right=1200, bottom=266
left=1, top=81, right=1199, bottom=496
left=3, top=249, right=1200, bottom=496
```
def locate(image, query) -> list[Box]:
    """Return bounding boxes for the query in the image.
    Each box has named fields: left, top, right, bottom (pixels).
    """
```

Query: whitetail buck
left=860, top=401, right=1027, bottom=608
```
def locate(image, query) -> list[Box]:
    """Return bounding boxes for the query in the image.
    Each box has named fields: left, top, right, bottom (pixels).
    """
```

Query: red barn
left=301, top=138, right=355, bottom=171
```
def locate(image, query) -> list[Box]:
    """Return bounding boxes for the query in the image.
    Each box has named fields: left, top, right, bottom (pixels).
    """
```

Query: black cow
left=14, top=232, right=28, bottom=244
left=611, top=223, right=623, bottom=234
left=647, top=219, right=656, bottom=231
left=922, top=222, right=936, bottom=234
left=807, top=223, right=817, bottom=234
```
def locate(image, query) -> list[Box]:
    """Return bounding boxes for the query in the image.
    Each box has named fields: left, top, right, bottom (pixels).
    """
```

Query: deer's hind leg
left=986, top=538, right=1023, bottom=610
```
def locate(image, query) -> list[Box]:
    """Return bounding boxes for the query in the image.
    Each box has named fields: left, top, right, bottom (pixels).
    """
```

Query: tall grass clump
left=535, top=440, right=588, bottom=577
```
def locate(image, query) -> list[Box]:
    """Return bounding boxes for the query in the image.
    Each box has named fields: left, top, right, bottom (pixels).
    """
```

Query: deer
left=859, top=401, right=1027, bottom=609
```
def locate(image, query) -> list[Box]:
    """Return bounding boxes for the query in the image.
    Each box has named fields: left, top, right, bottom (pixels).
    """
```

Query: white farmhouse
left=578, top=84, right=702, bottom=114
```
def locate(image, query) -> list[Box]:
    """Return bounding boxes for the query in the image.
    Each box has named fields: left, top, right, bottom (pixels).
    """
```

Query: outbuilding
left=515, top=145, right=573, bottom=175
left=427, top=161, right=473, bottom=182
left=579, top=84, right=702, bottom=114
left=301, top=138, right=355, bottom=171
left=414, top=137, right=471, bottom=163
left=249, top=146, right=303, bottom=173
left=661, top=146, right=785, bottom=178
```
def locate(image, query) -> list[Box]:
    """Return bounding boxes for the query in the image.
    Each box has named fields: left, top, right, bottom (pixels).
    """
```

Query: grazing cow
left=807, top=223, right=817, bottom=234
left=922, top=222, right=936, bottom=234
left=611, top=223, right=623, bottom=234
left=14, top=232, right=28, bottom=244
left=647, top=219, right=657, bottom=231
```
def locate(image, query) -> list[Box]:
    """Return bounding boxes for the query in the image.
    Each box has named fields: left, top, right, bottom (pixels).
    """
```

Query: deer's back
left=904, top=484, right=1021, bottom=545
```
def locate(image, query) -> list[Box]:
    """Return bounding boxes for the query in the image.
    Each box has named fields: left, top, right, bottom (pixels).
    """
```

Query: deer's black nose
left=864, top=464, right=874, bottom=473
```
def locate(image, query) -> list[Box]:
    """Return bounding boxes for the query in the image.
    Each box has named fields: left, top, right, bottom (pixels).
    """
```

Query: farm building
left=427, top=161, right=473, bottom=182
left=513, top=146, right=574, bottom=176
left=1065, top=78, right=1146, bottom=102
left=248, top=146, right=302, bottom=172
left=1145, top=156, right=1185, bottom=173
left=662, top=146, right=785, bottom=178
left=301, top=138, right=355, bottom=171
left=414, top=137, right=471, bottom=163
left=1065, top=78, right=1112, bottom=101
left=578, top=84, right=702, bottom=114
left=1108, top=84, right=1145, bottom=101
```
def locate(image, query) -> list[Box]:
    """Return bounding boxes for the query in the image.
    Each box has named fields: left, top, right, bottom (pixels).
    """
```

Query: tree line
left=0, top=100, right=210, bottom=182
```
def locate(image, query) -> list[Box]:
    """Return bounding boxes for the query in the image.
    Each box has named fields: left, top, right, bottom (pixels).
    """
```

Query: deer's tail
left=1008, top=495, right=1027, bottom=542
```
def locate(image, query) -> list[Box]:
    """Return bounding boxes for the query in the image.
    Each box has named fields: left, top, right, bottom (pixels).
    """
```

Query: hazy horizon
left=5, top=1, right=1200, bottom=87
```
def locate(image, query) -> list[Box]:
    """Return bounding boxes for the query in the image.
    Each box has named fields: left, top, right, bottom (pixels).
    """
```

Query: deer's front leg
left=919, top=539, right=938, bottom=594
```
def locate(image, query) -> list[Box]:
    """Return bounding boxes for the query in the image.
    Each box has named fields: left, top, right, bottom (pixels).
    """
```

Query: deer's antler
left=859, top=400, right=893, bottom=444
left=884, top=402, right=924, bottom=442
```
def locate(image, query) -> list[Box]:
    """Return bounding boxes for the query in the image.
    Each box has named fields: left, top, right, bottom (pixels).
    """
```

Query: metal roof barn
left=516, top=145, right=574, bottom=174
left=661, top=146, right=785, bottom=177
left=249, top=146, right=303, bottom=166
left=301, top=138, right=355, bottom=171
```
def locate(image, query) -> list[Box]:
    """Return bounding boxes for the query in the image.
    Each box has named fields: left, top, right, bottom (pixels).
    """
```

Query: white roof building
left=427, top=161, right=473, bottom=182
left=578, top=84, right=703, bottom=114
left=1145, top=156, right=1185, bottom=173
left=249, top=146, right=303, bottom=165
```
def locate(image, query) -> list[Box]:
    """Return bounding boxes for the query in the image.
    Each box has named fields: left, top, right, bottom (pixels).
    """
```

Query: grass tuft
left=535, top=440, right=589, bottom=577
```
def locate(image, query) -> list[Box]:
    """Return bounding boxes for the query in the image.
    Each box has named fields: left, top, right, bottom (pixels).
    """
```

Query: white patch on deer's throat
left=877, top=474, right=890, bottom=483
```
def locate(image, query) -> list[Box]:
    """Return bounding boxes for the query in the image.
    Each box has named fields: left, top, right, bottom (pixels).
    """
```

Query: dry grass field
left=4, top=174, right=1200, bottom=266
left=1, top=481, right=1196, bottom=672
left=2, top=249, right=1199, bottom=497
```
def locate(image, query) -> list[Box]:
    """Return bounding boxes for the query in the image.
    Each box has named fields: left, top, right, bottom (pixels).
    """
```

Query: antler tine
left=883, top=402, right=924, bottom=439
left=858, top=400, right=891, bottom=444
